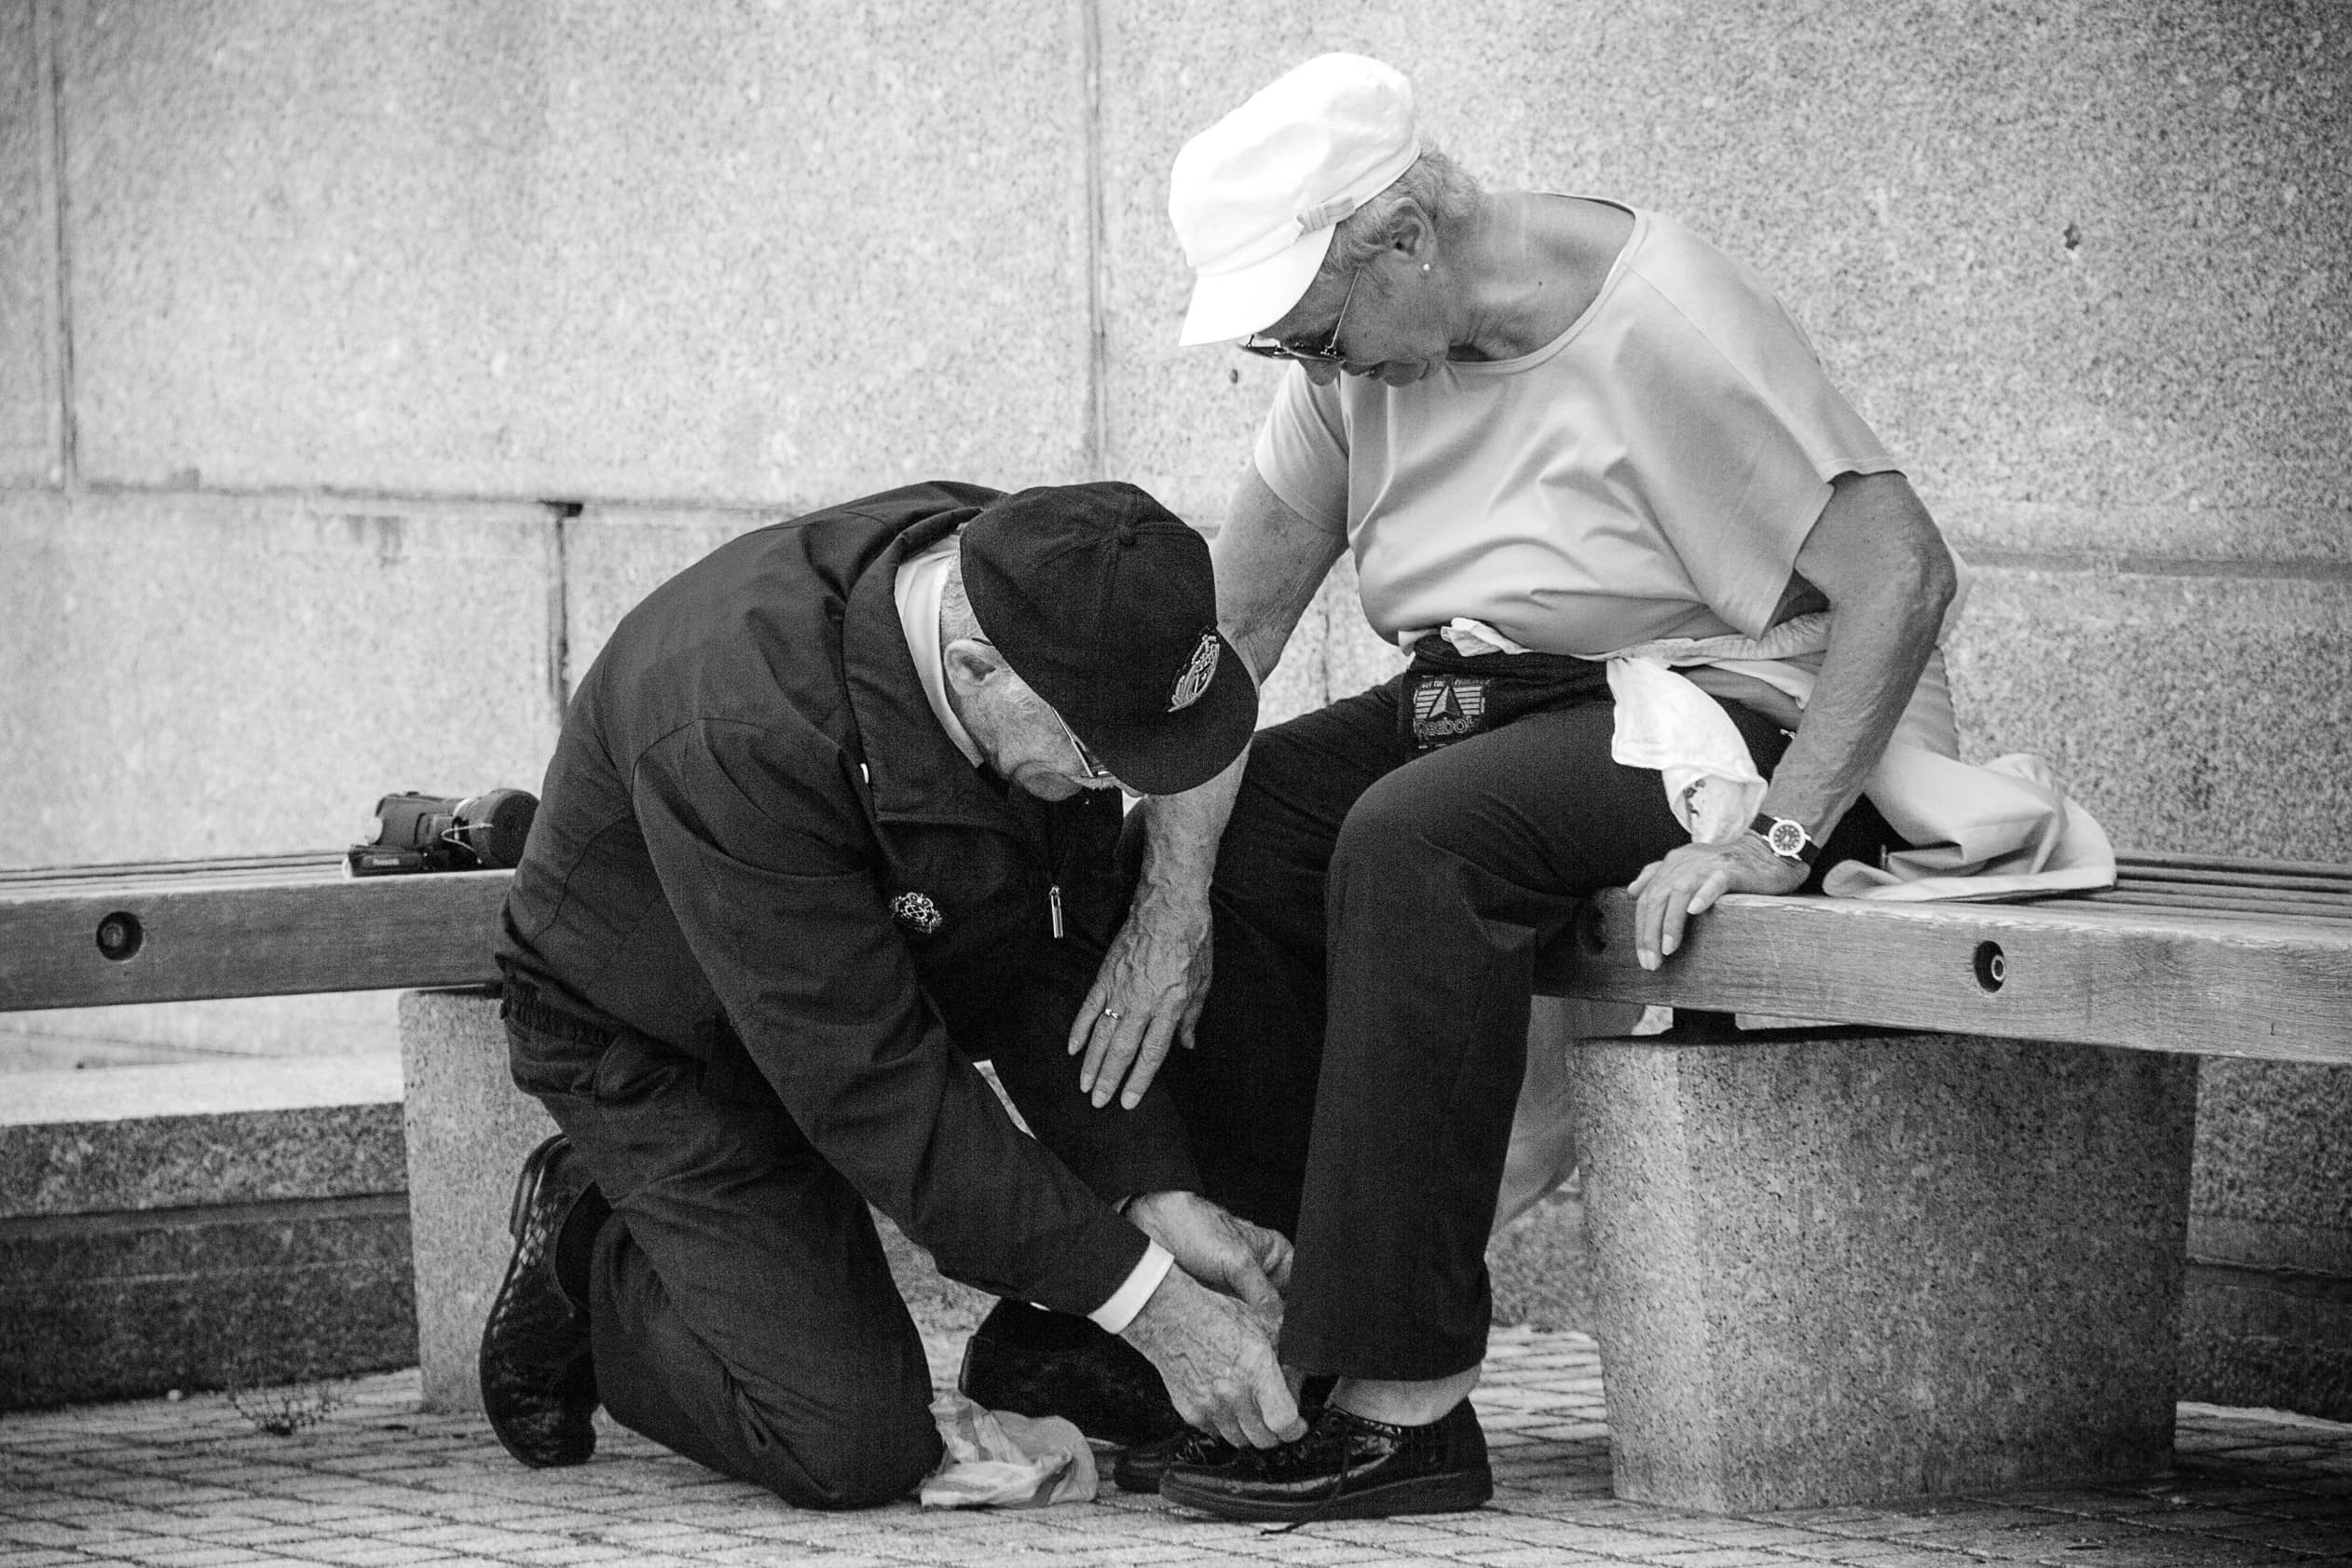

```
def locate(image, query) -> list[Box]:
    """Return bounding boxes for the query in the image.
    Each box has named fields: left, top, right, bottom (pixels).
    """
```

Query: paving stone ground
left=4, top=1328, right=2348, bottom=1568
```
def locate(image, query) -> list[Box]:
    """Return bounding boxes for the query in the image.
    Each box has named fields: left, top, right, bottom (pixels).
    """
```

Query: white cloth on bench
left=1435, top=607, right=2118, bottom=1235
left=1427, top=611, right=2116, bottom=902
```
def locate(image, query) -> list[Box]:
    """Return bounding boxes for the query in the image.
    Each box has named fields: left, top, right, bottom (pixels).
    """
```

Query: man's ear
left=942, top=636, right=1003, bottom=698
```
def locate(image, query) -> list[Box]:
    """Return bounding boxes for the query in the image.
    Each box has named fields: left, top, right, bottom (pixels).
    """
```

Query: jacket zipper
left=1045, top=806, right=1082, bottom=940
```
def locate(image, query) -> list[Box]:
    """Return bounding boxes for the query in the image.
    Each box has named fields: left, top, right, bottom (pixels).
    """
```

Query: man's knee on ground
left=732, top=1383, right=944, bottom=1510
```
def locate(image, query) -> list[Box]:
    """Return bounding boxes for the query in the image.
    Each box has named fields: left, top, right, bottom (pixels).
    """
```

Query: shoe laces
left=1258, top=1409, right=1379, bottom=1535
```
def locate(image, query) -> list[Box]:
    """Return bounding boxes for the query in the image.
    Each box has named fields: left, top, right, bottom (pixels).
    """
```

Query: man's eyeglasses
left=1049, top=705, right=1115, bottom=783
left=967, top=636, right=1116, bottom=783
left=1238, top=269, right=1360, bottom=364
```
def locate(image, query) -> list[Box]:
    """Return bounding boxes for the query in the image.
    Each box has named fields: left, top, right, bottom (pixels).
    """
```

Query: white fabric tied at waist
left=1411, top=615, right=2113, bottom=902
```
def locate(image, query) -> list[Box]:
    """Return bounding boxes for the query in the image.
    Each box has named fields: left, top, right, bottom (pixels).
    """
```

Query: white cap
left=1169, top=54, right=1421, bottom=347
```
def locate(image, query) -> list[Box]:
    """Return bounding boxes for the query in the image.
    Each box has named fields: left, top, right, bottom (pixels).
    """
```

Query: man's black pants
left=501, top=960, right=1321, bottom=1507
left=506, top=1004, right=947, bottom=1507
left=1195, top=664, right=1884, bottom=1383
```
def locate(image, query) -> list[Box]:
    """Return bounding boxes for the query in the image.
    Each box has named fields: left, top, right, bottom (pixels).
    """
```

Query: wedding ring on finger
left=1101, top=1008, right=1123, bottom=1021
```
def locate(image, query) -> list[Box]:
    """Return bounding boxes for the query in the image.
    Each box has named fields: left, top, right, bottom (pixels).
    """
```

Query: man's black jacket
left=497, top=480, right=1200, bottom=1316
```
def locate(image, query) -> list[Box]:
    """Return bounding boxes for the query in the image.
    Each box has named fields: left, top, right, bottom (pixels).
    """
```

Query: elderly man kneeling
left=481, top=480, right=1307, bottom=1507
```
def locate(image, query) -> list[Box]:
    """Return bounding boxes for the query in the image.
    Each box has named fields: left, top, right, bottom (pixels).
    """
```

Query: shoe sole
left=1160, top=1466, right=1492, bottom=1523
left=507, top=1134, right=566, bottom=1240
left=482, top=1136, right=591, bottom=1470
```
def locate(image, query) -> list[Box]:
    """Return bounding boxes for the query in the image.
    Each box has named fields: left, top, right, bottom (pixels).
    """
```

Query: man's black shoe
left=958, top=1298, right=1187, bottom=1448
left=1114, top=1425, right=1238, bottom=1494
left=1160, top=1398, right=1492, bottom=1523
left=1113, top=1373, right=1336, bottom=1494
left=480, top=1135, right=608, bottom=1468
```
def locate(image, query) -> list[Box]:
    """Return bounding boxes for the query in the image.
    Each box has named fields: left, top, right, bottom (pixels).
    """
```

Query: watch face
left=1767, top=819, right=1808, bottom=858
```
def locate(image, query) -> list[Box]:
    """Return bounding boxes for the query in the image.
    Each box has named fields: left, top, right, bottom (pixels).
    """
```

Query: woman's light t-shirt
left=1252, top=203, right=1901, bottom=657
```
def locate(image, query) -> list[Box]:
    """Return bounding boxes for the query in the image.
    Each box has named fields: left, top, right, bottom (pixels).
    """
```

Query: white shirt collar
left=893, top=535, right=983, bottom=768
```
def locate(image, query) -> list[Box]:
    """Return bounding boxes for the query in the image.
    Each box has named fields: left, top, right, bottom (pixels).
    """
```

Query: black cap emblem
left=1167, top=631, right=1220, bottom=713
left=890, top=891, right=944, bottom=937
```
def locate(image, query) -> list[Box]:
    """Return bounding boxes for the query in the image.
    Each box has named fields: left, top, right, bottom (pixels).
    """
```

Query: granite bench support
left=1533, top=875, right=2349, bottom=1511
left=397, top=988, right=561, bottom=1415
left=1566, top=1027, right=2194, bottom=1511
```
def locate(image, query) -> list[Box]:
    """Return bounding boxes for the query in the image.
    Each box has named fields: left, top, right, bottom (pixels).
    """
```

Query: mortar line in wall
left=1960, top=549, right=2352, bottom=584
left=1080, top=0, right=1111, bottom=481
left=40, top=0, right=76, bottom=490
left=70, top=479, right=802, bottom=517
left=547, top=510, right=572, bottom=723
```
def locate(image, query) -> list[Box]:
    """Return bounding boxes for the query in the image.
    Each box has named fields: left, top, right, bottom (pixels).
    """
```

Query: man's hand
left=1119, top=1265, right=1304, bottom=1449
left=1068, top=893, right=1213, bottom=1110
left=1627, top=834, right=1807, bottom=971
left=1124, top=1190, right=1291, bottom=1315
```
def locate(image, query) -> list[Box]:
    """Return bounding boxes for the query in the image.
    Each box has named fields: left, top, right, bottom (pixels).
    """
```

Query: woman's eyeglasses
left=1238, top=269, right=1360, bottom=364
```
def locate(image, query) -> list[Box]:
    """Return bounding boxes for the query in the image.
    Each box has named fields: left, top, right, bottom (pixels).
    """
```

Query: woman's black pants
left=1189, top=667, right=1878, bottom=1383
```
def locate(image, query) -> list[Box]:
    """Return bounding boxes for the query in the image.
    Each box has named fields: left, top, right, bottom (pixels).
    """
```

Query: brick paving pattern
left=4, top=1328, right=2346, bottom=1567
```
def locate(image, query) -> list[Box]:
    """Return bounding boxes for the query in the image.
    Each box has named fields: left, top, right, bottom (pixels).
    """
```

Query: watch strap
left=1749, top=812, right=1819, bottom=865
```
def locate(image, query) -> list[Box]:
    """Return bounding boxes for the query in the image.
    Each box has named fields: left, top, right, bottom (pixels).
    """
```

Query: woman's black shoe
left=958, top=1299, right=1187, bottom=1447
left=1113, top=1374, right=1335, bottom=1494
left=479, top=1135, right=608, bottom=1468
left=1114, top=1426, right=1238, bottom=1494
left=1160, top=1399, right=1491, bottom=1523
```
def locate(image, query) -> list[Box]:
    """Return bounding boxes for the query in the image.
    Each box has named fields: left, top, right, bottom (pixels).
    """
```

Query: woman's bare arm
left=1071, top=465, right=1345, bottom=1108
left=1630, top=470, right=1957, bottom=967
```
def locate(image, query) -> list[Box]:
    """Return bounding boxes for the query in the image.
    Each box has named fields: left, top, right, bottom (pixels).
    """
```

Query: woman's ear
left=1388, top=198, right=1436, bottom=263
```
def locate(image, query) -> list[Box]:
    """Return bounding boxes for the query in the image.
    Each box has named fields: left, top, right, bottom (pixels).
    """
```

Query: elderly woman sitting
left=1065, top=54, right=1959, bottom=1521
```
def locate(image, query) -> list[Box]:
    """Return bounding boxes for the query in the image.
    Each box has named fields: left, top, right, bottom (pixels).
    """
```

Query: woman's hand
left=1069, top=892, right=1214, bottom=1109
left=1124, top=1190, right=1292, bottom=1314
left=1627, top=834, right=1806, bottom=970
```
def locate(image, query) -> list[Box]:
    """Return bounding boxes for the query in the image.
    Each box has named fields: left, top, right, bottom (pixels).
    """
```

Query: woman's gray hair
left=1328, top=145, right=1484, bottom=272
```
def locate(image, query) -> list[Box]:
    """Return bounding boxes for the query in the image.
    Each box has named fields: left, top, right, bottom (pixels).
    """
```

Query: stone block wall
left=2, top=1, right=2345, bottom=1409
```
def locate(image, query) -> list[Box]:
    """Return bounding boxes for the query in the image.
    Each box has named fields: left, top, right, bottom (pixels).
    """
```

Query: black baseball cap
left=962, top=482, right=1258, bottom=796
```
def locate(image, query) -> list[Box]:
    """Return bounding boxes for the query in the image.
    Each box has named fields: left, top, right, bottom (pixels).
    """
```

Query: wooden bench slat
left=8, top=853, right=2348, bottom=1067
left=2085, top=887, right=2352, bottom=921
left=2072, top=893, right=2352, bottom=924
left=2114, top=866, right=2352, bottom=897
left=0, top=870, right=507, bottom=1010
left=1542, top=890, right=2352, bottom=1066
left=2117, top=849, right=2352, bottom=882
left=0, top=852, right=345, bottom=888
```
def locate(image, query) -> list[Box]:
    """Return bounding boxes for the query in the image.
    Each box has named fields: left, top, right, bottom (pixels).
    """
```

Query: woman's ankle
left=1328, top=1368, right=1480, bottom=1427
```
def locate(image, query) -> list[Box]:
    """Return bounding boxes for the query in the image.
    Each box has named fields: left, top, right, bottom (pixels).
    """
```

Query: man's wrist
left=1088, top=1241, right=1175, bottom=1334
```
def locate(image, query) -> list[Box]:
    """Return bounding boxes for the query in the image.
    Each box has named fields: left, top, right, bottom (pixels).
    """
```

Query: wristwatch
left=1749, top=812, right=1819, bottom=866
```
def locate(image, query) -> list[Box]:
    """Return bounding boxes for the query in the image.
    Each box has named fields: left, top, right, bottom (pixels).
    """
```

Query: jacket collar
left=841, top=508, right=1017, bottom=832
